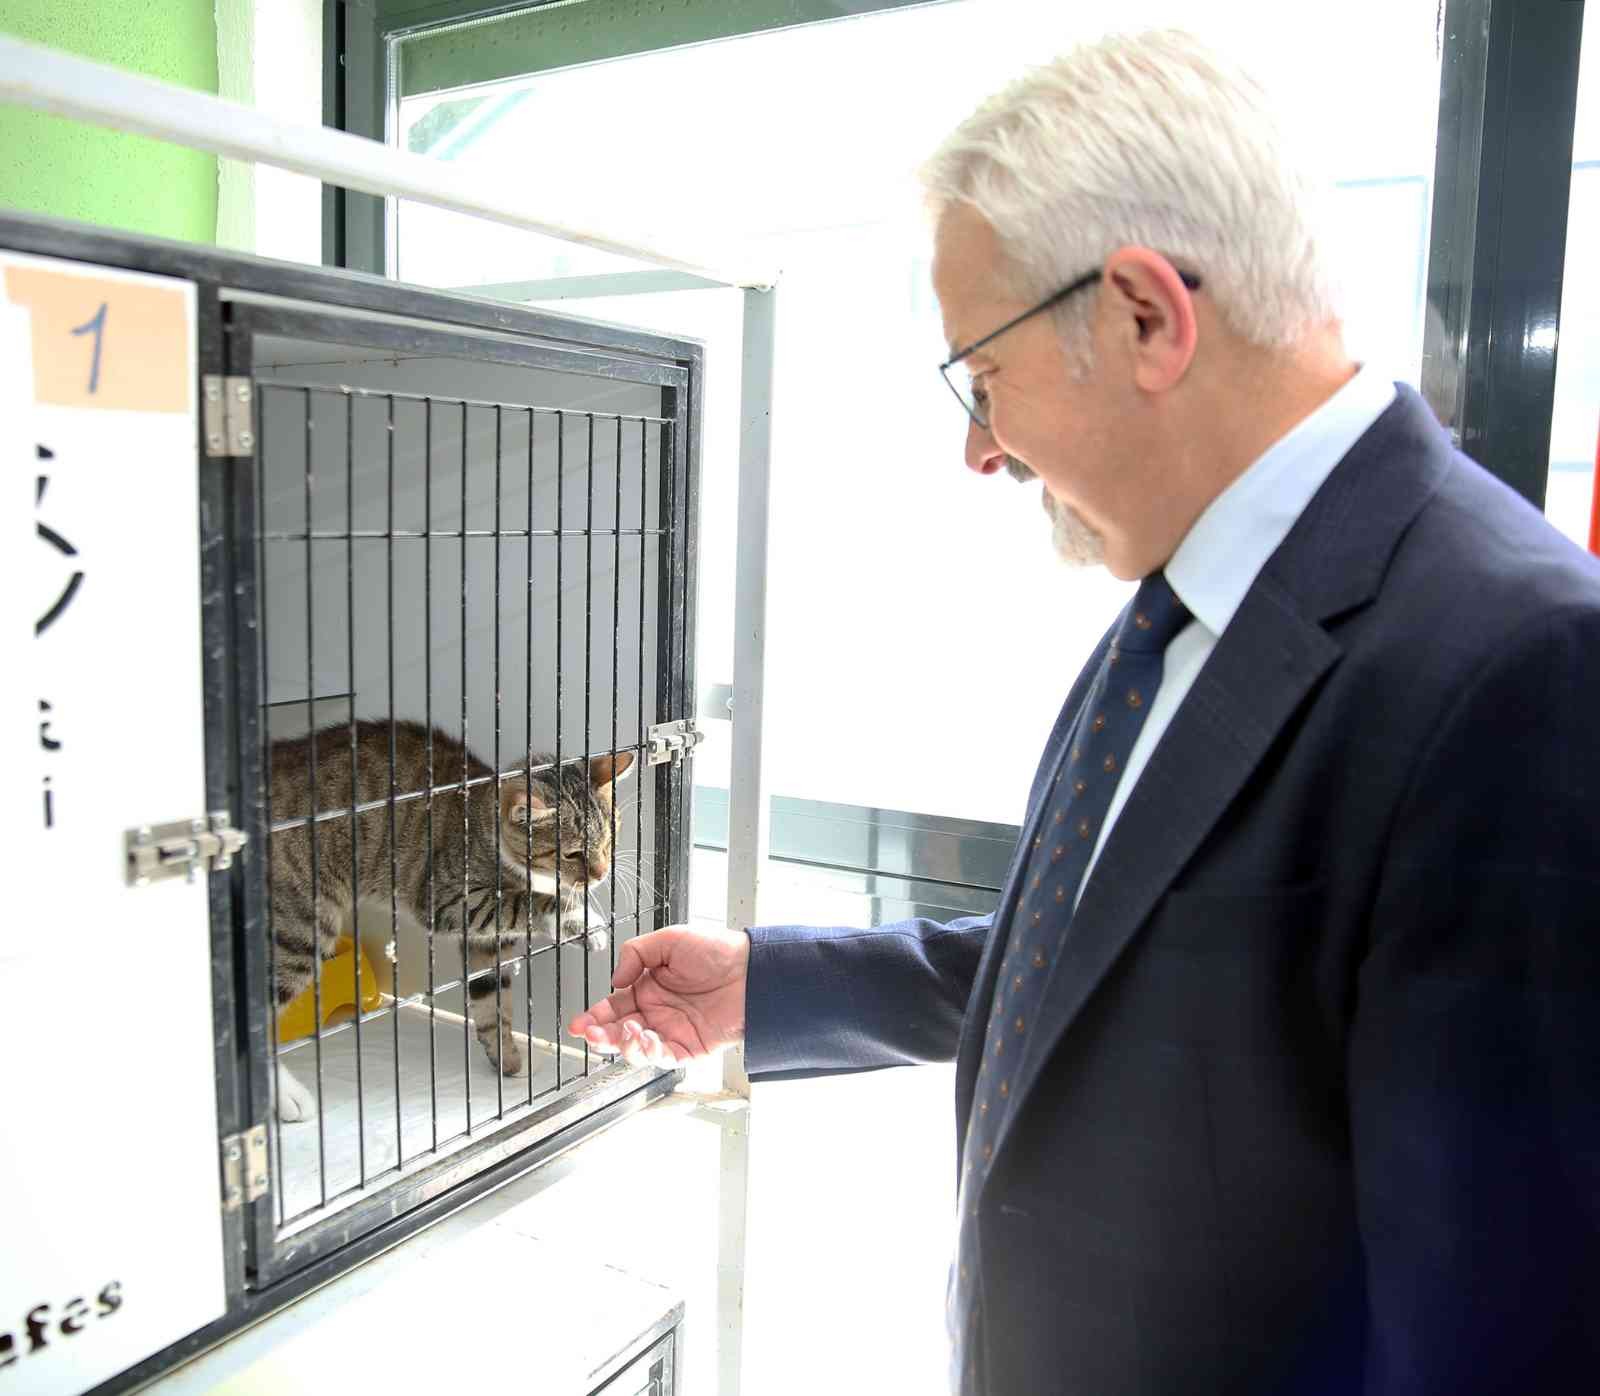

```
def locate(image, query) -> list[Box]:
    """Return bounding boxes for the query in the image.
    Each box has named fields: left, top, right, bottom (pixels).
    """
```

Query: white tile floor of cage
left=271, top=1001, right=601, bottom=1225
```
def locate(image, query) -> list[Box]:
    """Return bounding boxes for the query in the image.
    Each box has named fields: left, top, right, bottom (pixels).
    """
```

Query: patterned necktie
left=949, top=570, right=1191, bottom=1395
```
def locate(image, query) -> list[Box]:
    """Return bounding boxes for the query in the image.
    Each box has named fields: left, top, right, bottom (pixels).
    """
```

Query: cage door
left=226, top=299, right=693, bottom=1285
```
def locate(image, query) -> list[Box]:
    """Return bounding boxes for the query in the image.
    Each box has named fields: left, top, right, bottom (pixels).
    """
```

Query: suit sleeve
left=735, top=647, right=1104, bottom=1082
left=1352, top=605, right=1600, bottom=1390
left=743, top=914, right=993, bottom=1079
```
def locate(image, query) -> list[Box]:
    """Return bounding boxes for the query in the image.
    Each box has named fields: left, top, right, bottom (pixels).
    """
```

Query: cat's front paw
left=276, top=1061, right=317, bottom=1123
left=560, top=914, right=608, bottom=954
left=478, top=1027, right=525, bottom=1077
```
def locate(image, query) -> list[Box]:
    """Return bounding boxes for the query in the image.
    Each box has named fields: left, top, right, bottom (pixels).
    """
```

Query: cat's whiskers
left=607, top=850, right=654, bottom=901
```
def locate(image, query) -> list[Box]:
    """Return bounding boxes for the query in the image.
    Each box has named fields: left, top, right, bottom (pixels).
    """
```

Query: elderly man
left=571, top=29, right=1600, bottom=1395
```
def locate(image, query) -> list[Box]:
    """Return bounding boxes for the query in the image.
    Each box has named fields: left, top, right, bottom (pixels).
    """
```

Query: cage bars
left=583, top=413, right=594, bottom=1072
left=258, top=372, right=668, bottom=1231
left=555, top=409, right=566, bottom=1093
left=459, top=398, right=472, bottom=1132
left=386, top=392, right=402, bottom=1168
left=493, top=403, right=505, bottom=1120
left=424, top=396, right=440, bottom=1154
left=346, top=391, right=365, bottom=1189
left=258, top=392, right=286, bottom=1228
left=304, top=388, right=329, bottom=1209
left=525, top=408, right=537, bottom=1113
left=638, top=419, right=649, bottom=944
left=612, top=415, right=623, bottom=973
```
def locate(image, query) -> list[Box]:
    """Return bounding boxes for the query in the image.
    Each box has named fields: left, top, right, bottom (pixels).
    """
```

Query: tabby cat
left=267, top=718, right=634, bottom=1123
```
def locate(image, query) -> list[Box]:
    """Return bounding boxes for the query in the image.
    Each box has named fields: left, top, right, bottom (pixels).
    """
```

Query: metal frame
left=194, top=280, right=256, bottom=1315
left=1423, top=0, right=1587, bottom=507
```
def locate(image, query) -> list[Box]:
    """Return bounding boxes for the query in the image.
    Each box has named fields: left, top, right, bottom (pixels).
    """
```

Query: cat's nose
left=587, top=860, right=607, bottom=883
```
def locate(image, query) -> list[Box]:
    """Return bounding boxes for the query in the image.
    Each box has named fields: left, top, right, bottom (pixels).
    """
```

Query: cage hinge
left=646, top=719, right=703, bottom=767
left=220, top=1124, right=269, bottom=1212
left=126, top=811, right=249, bottom=887
left=202, top=375, right=255, bottom=457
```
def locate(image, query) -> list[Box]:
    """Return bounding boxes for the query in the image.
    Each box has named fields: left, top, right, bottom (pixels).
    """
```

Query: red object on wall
left=1591, top=412, right=1600, bottom=557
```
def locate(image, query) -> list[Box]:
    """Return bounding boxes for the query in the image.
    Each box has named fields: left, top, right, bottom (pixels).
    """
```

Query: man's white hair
left=920, top=29, right=1342, bottom=364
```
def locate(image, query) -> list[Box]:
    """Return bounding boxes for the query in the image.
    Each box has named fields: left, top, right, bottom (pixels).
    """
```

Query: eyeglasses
left=938, top=266, right=1203, bottom=430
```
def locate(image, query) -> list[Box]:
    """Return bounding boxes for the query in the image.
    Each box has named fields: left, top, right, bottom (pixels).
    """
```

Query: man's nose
left=965, top=418, right=1007, bottom=476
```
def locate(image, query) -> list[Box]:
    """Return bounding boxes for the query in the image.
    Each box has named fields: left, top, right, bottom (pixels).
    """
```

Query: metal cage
left=2, top=210, right=701, bottom=1390
left=229, top=294, right=698, bottom=1281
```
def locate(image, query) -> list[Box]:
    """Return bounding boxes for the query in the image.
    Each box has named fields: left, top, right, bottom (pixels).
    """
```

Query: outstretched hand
left=566, top=924, right=750, bottom=1068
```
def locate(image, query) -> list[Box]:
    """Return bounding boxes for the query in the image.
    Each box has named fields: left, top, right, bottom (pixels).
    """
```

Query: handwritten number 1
left=71, top=302, right=107, bottom=394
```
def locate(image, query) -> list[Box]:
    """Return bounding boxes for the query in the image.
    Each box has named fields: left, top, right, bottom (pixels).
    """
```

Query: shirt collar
left=1165, top=363, right=1397, bottom=637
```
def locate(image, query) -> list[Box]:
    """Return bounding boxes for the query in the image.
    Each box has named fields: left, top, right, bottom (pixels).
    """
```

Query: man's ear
left=1103, top=245, right=1199, bottom=392
left=589, top=750, right=636, bottom=793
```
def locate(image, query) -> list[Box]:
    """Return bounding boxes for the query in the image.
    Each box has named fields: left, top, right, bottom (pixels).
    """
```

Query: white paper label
left=0, top=251, right=226, bottom=1396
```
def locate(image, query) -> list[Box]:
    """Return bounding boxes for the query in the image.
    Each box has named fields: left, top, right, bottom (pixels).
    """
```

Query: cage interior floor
left=271, top=1005, right=596, bottom=1225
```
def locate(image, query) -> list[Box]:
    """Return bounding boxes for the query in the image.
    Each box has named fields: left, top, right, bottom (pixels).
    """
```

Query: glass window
left=1547, top=2, right=1600, bottom=551
left=393, top=0, right=1445, bottom=842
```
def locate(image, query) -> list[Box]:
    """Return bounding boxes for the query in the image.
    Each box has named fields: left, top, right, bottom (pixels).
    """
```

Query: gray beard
left=1004, top=455, right=1105, bottom=567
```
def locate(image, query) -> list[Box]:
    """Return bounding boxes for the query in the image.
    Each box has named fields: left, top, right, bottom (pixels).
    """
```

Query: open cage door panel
left=1, top=250, right=229, bottom=1393
left=220, top=294, right=696, bottom=1287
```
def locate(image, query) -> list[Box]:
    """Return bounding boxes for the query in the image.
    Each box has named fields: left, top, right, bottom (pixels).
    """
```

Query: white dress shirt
left=1072, top=365, right=1397, bottom=908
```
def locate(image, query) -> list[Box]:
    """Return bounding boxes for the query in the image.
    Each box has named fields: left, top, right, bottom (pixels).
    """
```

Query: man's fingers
left=594, top=1020, right=677, bottom=1068
left=569, top=1014, right=687, bottom=1067
left=566, top=985, right=639, bottom=1041
left=584, top=1024, right=622, bottom=1053
left=573, top=1014, right=646, bottom=1056
left=623, top=1022, right=676, bottom=1068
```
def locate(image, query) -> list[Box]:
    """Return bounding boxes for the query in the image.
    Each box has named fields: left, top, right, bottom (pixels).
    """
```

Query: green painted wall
left=0, top=1, right=220, bottom=243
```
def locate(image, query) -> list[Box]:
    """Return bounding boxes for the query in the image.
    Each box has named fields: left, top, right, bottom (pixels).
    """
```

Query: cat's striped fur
left=267, top=718, right=632, bottom=1122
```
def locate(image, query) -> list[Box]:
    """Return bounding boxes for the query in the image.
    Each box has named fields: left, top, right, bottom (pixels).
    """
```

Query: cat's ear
left=501, top=780, right=554, bottom=827
left=588, top=750, right=635, bottom=792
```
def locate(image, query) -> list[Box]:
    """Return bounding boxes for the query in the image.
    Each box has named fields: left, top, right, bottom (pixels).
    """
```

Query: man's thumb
left=611, top=928, right=677, bottom=990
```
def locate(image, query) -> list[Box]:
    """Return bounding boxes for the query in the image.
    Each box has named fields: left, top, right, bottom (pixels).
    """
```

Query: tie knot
left=1115, top=571, right=1190, bottom=653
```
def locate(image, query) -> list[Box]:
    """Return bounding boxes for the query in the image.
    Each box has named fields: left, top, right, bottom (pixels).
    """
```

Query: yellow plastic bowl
left=276, top=937, right=383, bottom=1043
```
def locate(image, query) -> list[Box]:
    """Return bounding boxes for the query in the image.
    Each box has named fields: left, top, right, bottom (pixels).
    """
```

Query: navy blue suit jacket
left=745, top=387, right=1600, bottom=1394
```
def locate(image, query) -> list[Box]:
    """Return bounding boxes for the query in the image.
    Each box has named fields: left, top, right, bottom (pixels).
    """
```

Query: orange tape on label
left=3, top=265, right=190, bottom=412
